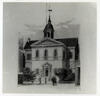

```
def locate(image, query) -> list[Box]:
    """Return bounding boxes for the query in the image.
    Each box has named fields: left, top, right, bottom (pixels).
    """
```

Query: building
left=18, top=38, right=25, bottom=73
left=23, top=13, right=80, bottom=84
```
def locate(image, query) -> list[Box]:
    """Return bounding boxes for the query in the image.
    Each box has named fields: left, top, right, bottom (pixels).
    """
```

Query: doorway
left=42, top=63, right=52, bottom=83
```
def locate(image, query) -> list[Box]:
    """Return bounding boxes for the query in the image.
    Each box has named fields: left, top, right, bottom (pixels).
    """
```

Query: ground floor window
left=27, top=53, right=32, bottom=60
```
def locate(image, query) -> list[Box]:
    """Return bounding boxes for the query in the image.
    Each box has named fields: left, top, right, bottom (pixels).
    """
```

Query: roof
left=56, top=38, right=78, bottom=47
left=43, top=16, right=54, bottom=33
left=24, top=38, right=78, bottom=49
left=30, top=38, right=66, bottom=48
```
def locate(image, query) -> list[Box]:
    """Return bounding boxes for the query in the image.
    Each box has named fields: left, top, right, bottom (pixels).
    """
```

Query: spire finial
left=48, top=9, right=52, bottom=16
left=48, top=9, right=52, bottom=23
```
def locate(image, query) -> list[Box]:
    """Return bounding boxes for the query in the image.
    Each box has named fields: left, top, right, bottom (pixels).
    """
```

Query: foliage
left=23, top=67, right=31, bottom=75
left=54, top=68, right=75, bottom=82
left=22, top=67, right=36, bottom=82
left=18, top=74, right=23, bottom=84
left=18, top=67, right=36, bottom=84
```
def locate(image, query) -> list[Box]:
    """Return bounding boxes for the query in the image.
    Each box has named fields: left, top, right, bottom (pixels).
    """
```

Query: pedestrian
left=51, top=76, right=57, bottom=86
left=38, top=75, right=41, bottom=84
left=54, top=76, right=57, bottom=85
left=51, top=76, right=54, bottom=86
left=39, top=77, right=41, bottom=84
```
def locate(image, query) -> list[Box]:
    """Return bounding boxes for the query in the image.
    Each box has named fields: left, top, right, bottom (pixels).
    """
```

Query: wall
left=31, top=46, right=63, bottom=70
left=32, top=46, right=63, bottom=60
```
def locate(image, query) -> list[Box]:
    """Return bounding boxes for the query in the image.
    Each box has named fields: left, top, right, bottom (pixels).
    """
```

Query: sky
left=3, top=3, right=81, bottom=43
left=3, top=3, right=96, bottom=45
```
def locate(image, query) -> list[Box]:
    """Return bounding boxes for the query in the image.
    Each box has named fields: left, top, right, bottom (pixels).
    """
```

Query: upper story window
left=54, top=49, right=58, bottom=59
left=36, top=50, right=39, bottom=58
left=44, top=49, right=48, bottom=60
left=63, top=50, right=65, bottom=60
left=69, top=51, right=72, bottom=59
left=27, top=53, right=32, bottom=60
left=68, top=47, right=75, bottom=60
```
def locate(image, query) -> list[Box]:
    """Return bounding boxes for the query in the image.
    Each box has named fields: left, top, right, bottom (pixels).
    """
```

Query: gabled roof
left=24, top=38, right=79, bottom=49
left=24, top=40, right=37, bottom=49
left=31, top=38, right=65, bottom=48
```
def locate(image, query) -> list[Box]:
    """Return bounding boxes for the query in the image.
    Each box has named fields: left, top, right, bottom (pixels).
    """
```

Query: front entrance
left=42, top=63, right=52, bottom=84
left=45, top=67, right=49, bottom=76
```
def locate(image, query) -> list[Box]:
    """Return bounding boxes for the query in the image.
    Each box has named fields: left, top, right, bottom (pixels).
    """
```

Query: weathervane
left=48, top=9, right=52, bottom=17
left=45, top=3, right=52, bottom=24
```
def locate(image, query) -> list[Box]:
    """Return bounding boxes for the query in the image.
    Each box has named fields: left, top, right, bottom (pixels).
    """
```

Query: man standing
left=51, top=76, right=57, bottom=86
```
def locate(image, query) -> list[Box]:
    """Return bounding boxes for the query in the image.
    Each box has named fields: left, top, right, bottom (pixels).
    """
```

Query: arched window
left=36, top=50, right=39, bottom=58
left=63, top=50, right=65, bottom=60
left=44, top=49, right=48, bottom=60
left=47, top=32, right=50, bottom=37
left=54, top=49, right=58, bottom=59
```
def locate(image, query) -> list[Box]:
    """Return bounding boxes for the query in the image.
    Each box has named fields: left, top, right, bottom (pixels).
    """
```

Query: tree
left=54, top=68, right=75, bottom=82
left=22, top=67, right=36, bottom=82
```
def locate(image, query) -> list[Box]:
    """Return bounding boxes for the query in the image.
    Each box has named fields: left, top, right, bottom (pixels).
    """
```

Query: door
left=45, top=67, right=49, bottom=76
left=42, top=63, right=52, bottom=83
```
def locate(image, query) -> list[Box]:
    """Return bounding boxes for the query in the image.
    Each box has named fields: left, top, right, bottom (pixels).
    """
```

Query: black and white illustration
left=3, top=2, right=97, bottom=93
left=18, top=3, right=80, bottom=86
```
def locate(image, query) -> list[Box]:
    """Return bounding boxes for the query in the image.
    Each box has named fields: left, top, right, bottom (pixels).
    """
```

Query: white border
left=0, top=0, right=3, bottom=96
left=3, top=0, right=97, bottom=2
left=0, top=0, right=99, bottom=96
left=97, top=0, right=100, bottom=96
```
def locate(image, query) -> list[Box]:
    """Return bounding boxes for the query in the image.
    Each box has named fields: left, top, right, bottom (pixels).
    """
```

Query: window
left=68, top=47, right=75, bottom=60
left=54, top=49, right=58, bottom=59
left=47, top=32, right=50, bottom=37
left=27, top=53, right=31, bottom=60
left=63, top=50, right=65, bottom=60
left=36, top=50, right=39, bottom=58
left=44, top=49, right=48, bottom=60
left=69, top=51, right=72, bottom=59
